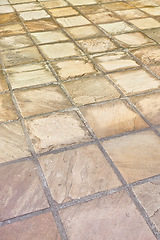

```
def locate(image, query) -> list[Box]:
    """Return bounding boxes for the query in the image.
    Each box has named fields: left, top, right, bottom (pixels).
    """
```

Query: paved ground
left=0, top=0, right=160, bottom=239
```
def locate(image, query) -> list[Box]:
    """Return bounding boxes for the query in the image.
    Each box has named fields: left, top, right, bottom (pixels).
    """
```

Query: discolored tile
left=103, top=2, right=134, bottom=11
left=103, top=130, right=160, bottom=183
left=0, top=93, right=17, bottom=123
left=24, top=19, right=59, bottom=32
left=26, top=111, right=92, bottom=153
left=0, top=13, right=19, bottom=25
left=81, top=100, right=148, bottom=138
left=14, top=85, right=72, bottom=117
left=57, top=15, right=90, bottom=27
left=0, top=70, right=8, bottom=92
left=63, top=76, right=120, bottom=106
left=0, top=161, right=49, bottom=221
left=129, top=18, right=160, bottom=29
left=66, top=25, right=103, bottom=39
left=0, top=121, right=30, bottom=163
left=143, top=28, right=160, bottom=44
left=67, top=0, right=97, bottom=5
left=99, top=21, right=134, bottom=35
left=51, top=57, right=97, bottom=80
left=86, top=12, right=120, bottom=24
left=141, top=6, right=160, bottom=16
left=0, top=5, right=13, bottom=13
left=0, top=46, right=43, bottom=67
left=49, top=7, right=78, bottom=17
left=77, top=37, right=117, bottom=54
left=93, top=51, right=139, bottom=72
left=108, top=69, right=160, bottom=95
left=115, top=9, right=147, bottom=20
left=13, top=2, right=42, bottom=11
left=6, top=63, right=56, bottom=89
left=60, top=191, right=156, bottom=240
left=19, top=10, right=50, bottom=21
left=40, top=0, right=68, bottom=8
left=133, top=179, right=160, bottom=231
left=39, top=144, right=121, bottom=203
left=0, top=212, right=61, bottom=240
left=0, top=23, right=26, bottom=37
left=0, top=35, right=33, bottom=51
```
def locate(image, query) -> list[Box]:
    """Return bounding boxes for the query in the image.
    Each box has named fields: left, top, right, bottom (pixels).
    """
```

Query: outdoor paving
left=0, top=0, right=160, bottom=239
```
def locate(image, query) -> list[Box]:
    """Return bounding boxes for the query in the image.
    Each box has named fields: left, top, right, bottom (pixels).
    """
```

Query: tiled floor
left=0, top=0, right=160, bottom=239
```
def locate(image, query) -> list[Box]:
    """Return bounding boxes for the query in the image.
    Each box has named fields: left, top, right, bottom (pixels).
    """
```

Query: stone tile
left=40, top=0, right=68, bottom=8
left=93, top=51, right=139, bottom=72
left=143, top=28, right=160, bottom=44
left=141, top=6, right=160, bottom=16
left=0, top=46, right=43, bottom=67
left=0, top=161, right=49, bottom=221
left=115, top=32, right=154, bottom=48
left=39, top=42, right=82, bottom=60
left=63, top=76, right=120, bottom=106
left=31, top=30, right=69, bottom=45
left=0, top=5, right=13, bottom=13
left=0, top=212, right=61, bottom=240
left=103, top=130, right=160, bottom=183
left=0, top=35, right=33, bottom=51
left=78, top=5, right=106, bottom=14
left=0, top=0, right=9, bottom=4
left=14, top=85, right=72, bottom=117
left=133, top=179, right=160, bottom=232
left=115, top=9, right=147, bottom=20
left=26, top=111, right=91, bottom=153
left=67, top=0, right=97, bottom=5
left=99, top=21, right=134, bottom=35
left=0, top=121, right=30, bottom=163
left=60, top=191, right=156, bottom=240
left=130, top=92, right=160, bottom=125
left=129, top=0, right=158, bottom=8
left=129, top=18, right=160, bottom=29
left=10, top=0, right=36, bottom=3
left=81, top=100, right=148, bottom=138
left=131, top=45, right=160, bottom=65
left=0, top=13, right=19, bottom=25
left=19, top=10, right=50, bottom=21
left=25, top=19, right=58, bottom=32
left=0, top=23, right=26, bottom=37
left=6, top=63, right=56, bottom=89
left=108, top=69, right=160, bottom=95
left=57, top=15, right=90, bottom=27
left=13, top=2, right=42, bottom=11
left=103, top=2, right=134, bottom=10
left=77, top=37, right=117, bottom=54
left=66, top=25, right=103, bottom=39
left=149, top=65, right=160, bottom=77
left=39, top=144, right=121, bottom=203
left=87, top=12, right=120, bottom=24
left=49, top=7, right=78, bottom=17
left=51, top=57, right=97, bottom=80
left=0, top=70, right=8, bottom=93
left=0, top=93, right=17, bottom=123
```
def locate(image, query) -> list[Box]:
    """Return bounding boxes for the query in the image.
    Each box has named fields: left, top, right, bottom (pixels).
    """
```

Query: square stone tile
left=0, top=212, right=61, bottom=240
left=10, top=0, right=36, bottom=3
left=77, top=37, right=118, bottom=54
left=77, top=5, right=106, bottom=14
left=0, top=70, right=8, bottom=92
left=0, top=161, right=49, bottom=221
left=103, top=2, right=134, bottom=11
left=0, top=23, right=26, bottom=37
left=0, top=5, right=13, bottom=13
left=141, top=6, right=160, bottom=16
left=57, top=15, right=90, bottom=27
left=115, top=9, right=147, bottom=20
left=108, top=69, right=160, bottom=95
left=0, top=93, right=17, bottom=123
left=26, top=111, right=92, bottom=153
left=39, top=42, right=82, bottom=60
left=93, top=51, right=139, bottom=72
left=63, top=76, right=120, bottom=106
left=143, top=28, right=160, bottom=44
left=13, top=2, right=42, bottom=11
left=0, top=46, right=43, bottom=67
left=0, top=0, right=9, bottom=4
left=0, top=13, right=19, bottom=25
left=81, top=100, right=148, bottom=138
left=49, top=7, right=78, bottom=17
left=31, top=30, right=69, bottom=45
left=39, top=144, right=121, bottom=203
left=133, top=179, right=160, bottom=232
left=115, top=32, right=154, bottom=48
left=67, top=0, right=97, bottom=5
left=66, top=25, right=103, bottom=39
left=0, top=121, right=30, bottom=163
left=24, top=19, right=59, bottom=32
left=130, top=92, right=160, bottom=125
left=0, top=35, right=33, bottom=51
left=99, top=21, right=134, bottom=35
left=59, top=191, right=156, bottom=240
left=149, top=65, right=160, bottom=77
left=14, top=85, right=72, bottom=117
left=86, top=12, right=120, bottom=24
left=129, top=18, right=160, bottom=29
left=19, top=10, right=50, bottom=21
left=129, top=0, right=158, bottom=8
left=6, top=63, right=56, bottom=89
left=51, top=57, right=98, bottom=80
left=103, top=130, right=160, bottom=183
left=40, top=0, right=68, bottom=8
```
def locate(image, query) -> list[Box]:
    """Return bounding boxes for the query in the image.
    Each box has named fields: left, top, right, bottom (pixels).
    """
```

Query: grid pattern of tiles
left=0, top=0, right=160, bottom=239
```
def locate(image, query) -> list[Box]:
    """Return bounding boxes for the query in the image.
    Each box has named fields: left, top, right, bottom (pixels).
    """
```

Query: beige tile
left=39, top=144, right=121, bottom=203
left=66, top=25, right=103, bottom=39
left=40, top=0, right=68, bottom=8
left=0, top=93, right=17, bottom=123
left=81, top=100, right=148, bottom=138
left=26, top=111, right=91, bottom=153
left=103, top=130, right=160, bottom=183
left=6, top=63, right=56, bottom=89
left=0, top=46, right=43, bottom=67
left=10, top=0, right=36, bottom=3
left=51, top=57, right=97, bottom=80
left=0, top=161, right=49, bottom=221
left=0, top=121, right=30, bottom=163
left=149, top=65, right=160, bottom=77
left=13, top=2, right=42, bottom=12
left=25, top=19, right=59, bottom=32
left=133, top=179, right=160, bottom=231
left=67, top=0, right=97, bottom=5
left=60, top=191, right=156, bottom=240
left=78, top=5, right=106, bottom=14
left=141, top=7, right=160, bottom=16
left=103, top=2, right=134, bottom=10
left=109, top=69, right=160, bottom=95
left=129, top=0, right=158, bottom=8
left=57, top=15, right=90, bottom=27
left=0, top=0, right=9, bottom=5
left=0, top=23, right=26, bottom=37
left=0, top=212, right=61, bottom=240
left=115, top=9, right=147, bottom=20
left=63, top=76, right=120, bottom=106
left=99, top=21, right=134, bottom=35
left=87, top=12, right=120, bottom=24
left=39, top=42, right=82, bottom=60
left=143, top=28, right=160, bottom=44
left=129, top=18, right=160, bottom=29
left=49, top=7, right=78, bottom=17
left=14, top=85, right=72, bottom=117
left=19, top=10, right=50, bottom=21
left=93, top=51, right=139, bottom=72
left=0, top=13, right=19, bottom=24
left=78, top=37, right=117, bottom=54
left=0, top=5, right=13, bottom=13
left=0, top=70, right=8, bottom=92
left=0, top=35, right=33, bottom=51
